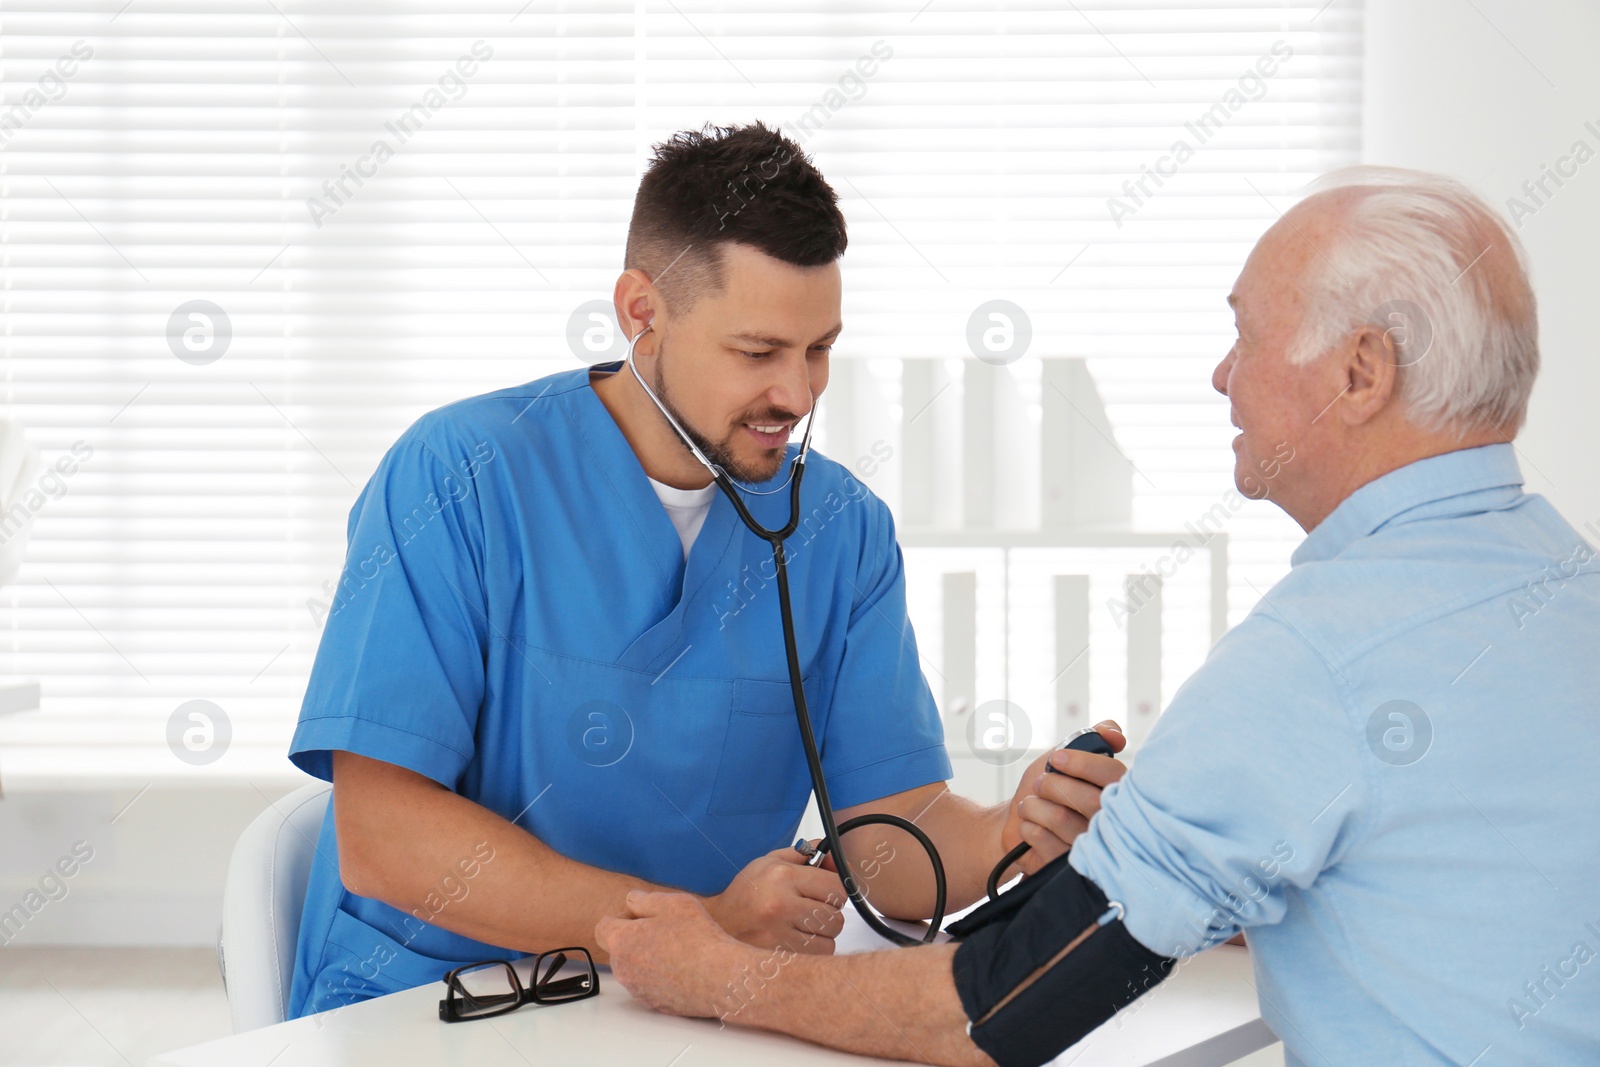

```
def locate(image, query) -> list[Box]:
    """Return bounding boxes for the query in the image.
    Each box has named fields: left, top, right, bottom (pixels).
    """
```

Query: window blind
left=0, top=1, right=1361, bottom=783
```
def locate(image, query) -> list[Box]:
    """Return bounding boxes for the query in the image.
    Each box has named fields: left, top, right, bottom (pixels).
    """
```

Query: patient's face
left=1212, top=200, right=1353, bottom=524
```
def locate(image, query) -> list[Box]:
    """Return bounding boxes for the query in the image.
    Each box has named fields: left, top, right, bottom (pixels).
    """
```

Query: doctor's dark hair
left=625, top=121, right=847, bottom=313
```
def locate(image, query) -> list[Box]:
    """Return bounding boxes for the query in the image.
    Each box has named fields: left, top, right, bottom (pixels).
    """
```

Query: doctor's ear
left=613, top=268, right=662, bottom=339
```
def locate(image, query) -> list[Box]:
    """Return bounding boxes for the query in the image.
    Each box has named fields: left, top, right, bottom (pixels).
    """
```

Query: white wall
left=0, top=784, right=303, bottom=948
left=1365, top=0, right=1600, bottom=536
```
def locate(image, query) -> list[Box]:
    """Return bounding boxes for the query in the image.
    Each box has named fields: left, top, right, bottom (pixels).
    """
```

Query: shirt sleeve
left=288, top=425, right=493, bottom=789
left=1068, top=612, right=1370, bottom=958
left=818, top=491, right=953, bottom=809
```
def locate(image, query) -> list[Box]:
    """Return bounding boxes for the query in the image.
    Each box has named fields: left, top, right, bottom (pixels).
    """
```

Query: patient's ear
left=1337, top=322, right=1399, bottom=427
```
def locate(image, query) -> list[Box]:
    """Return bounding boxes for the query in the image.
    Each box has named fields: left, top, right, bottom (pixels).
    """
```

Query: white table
left=150, top=912, right=1273, bottom=1067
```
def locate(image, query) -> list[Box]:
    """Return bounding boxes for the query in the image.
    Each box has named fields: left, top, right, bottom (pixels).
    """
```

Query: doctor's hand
left=1000, top=720, right=1127, bottom=877
left=597, top=890, right=751, bottom=1020
left=702, top=845, right=846, bottom=956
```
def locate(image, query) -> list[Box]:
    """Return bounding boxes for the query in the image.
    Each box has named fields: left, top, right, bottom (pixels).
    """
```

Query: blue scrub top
left=286, top=362, right=952, bottom=1018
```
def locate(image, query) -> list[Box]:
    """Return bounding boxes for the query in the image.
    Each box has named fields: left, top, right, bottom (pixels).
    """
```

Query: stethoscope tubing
left=621, top=322, right=1029, bottom=947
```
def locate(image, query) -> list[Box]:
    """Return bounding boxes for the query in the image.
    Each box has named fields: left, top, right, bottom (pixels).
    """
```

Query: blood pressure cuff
left=949, top=853, right=1176, bottom=1067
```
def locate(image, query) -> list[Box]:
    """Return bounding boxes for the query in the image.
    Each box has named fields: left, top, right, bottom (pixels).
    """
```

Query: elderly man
left=595, top=166, right=1600, bottom=1066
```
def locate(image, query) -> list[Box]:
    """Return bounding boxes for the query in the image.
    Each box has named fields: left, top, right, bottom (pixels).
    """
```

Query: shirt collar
left=1291, top=443, right=1525, bottom=566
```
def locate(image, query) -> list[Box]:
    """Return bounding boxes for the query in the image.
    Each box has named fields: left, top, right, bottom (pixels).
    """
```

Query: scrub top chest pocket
left=708, top=676, right=831, bottom=816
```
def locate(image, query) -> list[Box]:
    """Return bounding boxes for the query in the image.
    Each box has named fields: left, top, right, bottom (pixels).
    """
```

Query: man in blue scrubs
left=285, top=122, right=1080, bottom=1019
left=598, top=169, right=1600, bottom=1065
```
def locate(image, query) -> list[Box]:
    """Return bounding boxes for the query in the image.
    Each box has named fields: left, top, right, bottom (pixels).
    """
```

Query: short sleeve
left=819, top=495, right=953, bottom=808
left=1068, top=614, right=1369, bottom=958
left=289, top=427, right=493, bottom=789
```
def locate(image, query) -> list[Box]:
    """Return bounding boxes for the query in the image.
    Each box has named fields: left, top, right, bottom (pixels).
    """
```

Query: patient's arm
left=599, top=856, right=1177, bottom=1067
left=597, top=890, right=993, bottom=1066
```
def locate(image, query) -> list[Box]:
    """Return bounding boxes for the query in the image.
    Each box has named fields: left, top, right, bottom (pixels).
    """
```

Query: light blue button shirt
left=1071, top=444, right=1600, bottom=1066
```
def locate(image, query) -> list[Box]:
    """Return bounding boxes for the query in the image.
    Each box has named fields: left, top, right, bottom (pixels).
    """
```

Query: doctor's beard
left=652, top=343, right=793, bottom=484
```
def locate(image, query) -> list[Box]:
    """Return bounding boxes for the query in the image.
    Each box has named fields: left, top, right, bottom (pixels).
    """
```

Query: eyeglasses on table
left=438, top=947, right=600, bottom=1022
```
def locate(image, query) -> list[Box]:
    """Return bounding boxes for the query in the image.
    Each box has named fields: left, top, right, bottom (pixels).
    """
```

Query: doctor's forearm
left=331, top=751, right=663, bottom=961
left=906, top=794, right=1010, bottom=913
left=846, top=792, right=1009, bottom=920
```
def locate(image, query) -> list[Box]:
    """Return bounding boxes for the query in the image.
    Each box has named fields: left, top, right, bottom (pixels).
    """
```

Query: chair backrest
left=219, top=781, right=332, bottom=1032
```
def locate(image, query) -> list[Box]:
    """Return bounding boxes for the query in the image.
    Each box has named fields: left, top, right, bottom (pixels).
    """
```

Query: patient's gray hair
left=1286, top=165, right=1539, bottom=434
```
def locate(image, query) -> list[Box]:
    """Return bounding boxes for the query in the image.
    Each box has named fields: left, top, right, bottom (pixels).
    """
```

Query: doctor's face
left=653, top=242, right=841, bottom=483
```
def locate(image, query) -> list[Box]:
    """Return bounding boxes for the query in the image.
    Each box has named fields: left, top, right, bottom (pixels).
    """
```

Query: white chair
left=218, top=781, right=333, bottom=1032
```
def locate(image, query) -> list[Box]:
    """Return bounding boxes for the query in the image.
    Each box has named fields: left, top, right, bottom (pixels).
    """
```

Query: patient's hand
left=598, top=891, right=749, bottom=1020
left=1000, top=720, right=1127, bottom=876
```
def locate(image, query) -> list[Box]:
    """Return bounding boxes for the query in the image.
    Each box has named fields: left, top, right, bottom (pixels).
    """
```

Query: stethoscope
left=623, top=322, right=1107, bottom=946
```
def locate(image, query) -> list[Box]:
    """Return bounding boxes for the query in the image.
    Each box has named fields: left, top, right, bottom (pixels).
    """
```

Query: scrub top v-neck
left=284, top=362, right=951, bottom=1018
